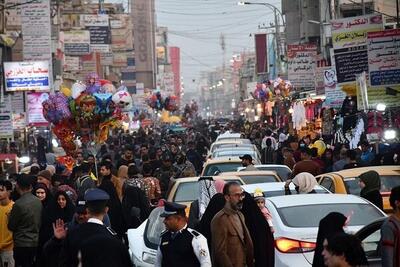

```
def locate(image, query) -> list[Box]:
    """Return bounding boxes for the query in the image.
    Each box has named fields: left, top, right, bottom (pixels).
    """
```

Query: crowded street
left=0, top=0, right=400, bottom=267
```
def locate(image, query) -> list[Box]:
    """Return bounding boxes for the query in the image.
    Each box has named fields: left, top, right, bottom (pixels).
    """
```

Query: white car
left=216, top=132, right=242, bottom=141
left=238, top=164, right=292, bottom=181
left=242, top=182, right=330, bottom=197
left=128, top=207, right=165, bottom=267
left=265, top=194, right=386, bottom=267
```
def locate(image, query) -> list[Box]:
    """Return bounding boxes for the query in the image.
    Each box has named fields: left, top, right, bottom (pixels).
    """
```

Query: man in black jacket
left=58, top=189, right=132, bottom=267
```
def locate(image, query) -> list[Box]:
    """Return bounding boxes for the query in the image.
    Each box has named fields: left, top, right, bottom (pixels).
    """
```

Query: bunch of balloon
left=42, top=73, right=133, bottom=156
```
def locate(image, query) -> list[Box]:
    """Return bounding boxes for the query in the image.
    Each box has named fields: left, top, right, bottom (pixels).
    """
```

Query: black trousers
left=13, top=247, right=36, bottom=267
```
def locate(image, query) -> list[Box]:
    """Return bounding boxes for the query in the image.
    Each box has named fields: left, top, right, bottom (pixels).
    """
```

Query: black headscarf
left=197, top=193, right=225, bottom=248
left=49, top=190, right=76, bottom=223
left=33, top=182, right=53, bottom=208
left=312, top=212, right=347, bottom=267
left=241, top=192, right=274, bottom=267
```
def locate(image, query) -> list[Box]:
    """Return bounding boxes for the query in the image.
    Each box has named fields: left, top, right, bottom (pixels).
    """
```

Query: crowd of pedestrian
left=0, top=119, right=398, bottom=267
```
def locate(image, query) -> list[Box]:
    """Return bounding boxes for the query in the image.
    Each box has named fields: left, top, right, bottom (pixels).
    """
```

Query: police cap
left=160, top=202, right=187, bottom=217
left=84, top=188, right=110, bottom=202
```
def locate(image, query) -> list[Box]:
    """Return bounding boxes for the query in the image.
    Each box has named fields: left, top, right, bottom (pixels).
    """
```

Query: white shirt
left=155, top=226, right=212, bottom=267
left=87, top=218, right=103, bottom=225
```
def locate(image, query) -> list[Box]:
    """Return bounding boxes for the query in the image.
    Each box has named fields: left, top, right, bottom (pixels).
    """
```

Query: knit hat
left=38, top=170, right=52, bottom=181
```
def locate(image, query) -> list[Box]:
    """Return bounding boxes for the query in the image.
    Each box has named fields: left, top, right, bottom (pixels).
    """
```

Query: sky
left=155, top=0, right=281, bottom=92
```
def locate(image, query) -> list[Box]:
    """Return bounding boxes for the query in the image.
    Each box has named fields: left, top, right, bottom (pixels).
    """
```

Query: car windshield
left=145, top=207, right=165, bottom=247
left=262, top=188, right=328, bottom=197
left=344, top=175, right=400, bottom=195
left=239, top=175, right=278, bottom=184
left=256, top=166, right=292, bottom=181
left=277, top=203, right=383, bottom=228
left=174, top=179, right=242, bottom=202
left=213, top=150, right=256, bottom=158
left=203, top=162, right=243, bottom=176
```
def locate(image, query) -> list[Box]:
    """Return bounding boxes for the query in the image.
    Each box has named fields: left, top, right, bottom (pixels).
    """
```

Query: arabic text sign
left=27, top=92, right=49, bottom=126
left=21, top=0, right=51, bottom=61
left=82, top=14, right=109, bottom=27
left=334, top=46, right=369, bottom=83
left=356, top=85, right=400, bottom=109
left=4, top=61, right=50, bottom=92
left=331, top=14, right=383, bottom=49
left=367, top=29, right=400, bottom=87
left=0, top=113, right=14, bottom=138
left=63, top=31, right=91, bottom=56
left=287, top=44, right=317, bottom=90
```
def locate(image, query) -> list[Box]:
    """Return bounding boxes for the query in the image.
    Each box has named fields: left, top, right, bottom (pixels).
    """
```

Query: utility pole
left=397, top=0, right=399, bottom=28
left=274, top=8, right=281, bottom=75
left=361, top=0, right=365, bottom=15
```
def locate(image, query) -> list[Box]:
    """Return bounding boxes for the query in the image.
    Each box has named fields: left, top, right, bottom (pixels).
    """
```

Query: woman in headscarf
left=188, top=177, right=218, bottom=229
left=285, top=172, right=318, bottom=194
left=196, top=180, right=225, bottom=248
left=358, top=170, right=383, bottom=210
left=37, top=191, right=75, bottom=266
left=312, top=212, right=347, bottom=267
left=241, top=191, right=275, bottom=267
left=33, top=182, right=52, bottom=208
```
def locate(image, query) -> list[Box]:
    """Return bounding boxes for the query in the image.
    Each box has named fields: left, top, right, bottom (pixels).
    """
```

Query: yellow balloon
left=60, top=86, right=72, bottom=97
left=313, top=140, right=326, bottom=156
left=161, top=110, right=181, bottom=123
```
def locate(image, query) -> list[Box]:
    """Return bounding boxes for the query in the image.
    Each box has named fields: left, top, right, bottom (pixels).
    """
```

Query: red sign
left=255, top=34, right=268, bottom=74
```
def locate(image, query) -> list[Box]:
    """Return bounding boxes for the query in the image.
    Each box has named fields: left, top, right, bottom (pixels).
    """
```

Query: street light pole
left=238, top=1, right=285, bottom=74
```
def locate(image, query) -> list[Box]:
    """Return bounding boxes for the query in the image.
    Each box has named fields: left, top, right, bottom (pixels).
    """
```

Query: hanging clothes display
left=292, top=101, right=306, bottom=130
left=346, top=117, right=365, bottom=149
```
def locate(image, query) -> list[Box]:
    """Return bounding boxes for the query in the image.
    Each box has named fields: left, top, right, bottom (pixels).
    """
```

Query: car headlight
left=142, top=252, right=156, bottom=264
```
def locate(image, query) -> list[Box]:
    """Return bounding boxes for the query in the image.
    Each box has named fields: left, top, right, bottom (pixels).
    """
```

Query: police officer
left=56, top=188, right=132, bottom=267
left=155, top=202, right=212, bottom=267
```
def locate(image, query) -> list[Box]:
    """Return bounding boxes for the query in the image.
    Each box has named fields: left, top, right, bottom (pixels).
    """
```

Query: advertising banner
left=4, top=61, right=50, bottom=92
left=27, top=92, right=49, bottom=126
left=287, top=44, right=317, bottom=91
left=12, top=113, right=26, bottom=130
left=367, top=29, right=400, bottom=87
left=21, top=0, right=51, bottom=54
left=82, top=14, right=109, bottom=27
left=6, top=0, right=22, bottom=29
left=11, top=92, right=25, bottom=113
left=323, top=68, right=346, bottom=109
left=315, top=66, right=331, bottom=95
left=331, top=14, right=383, bottom=84
left=63, top=56, right=81, bottom=71
left=0, top=113, right=13, bottom=139
left=87, top=26, right=111, bottom=52
left=63, top=30, right=90, bottom=56
left=254, top=34, right=268, bottom=74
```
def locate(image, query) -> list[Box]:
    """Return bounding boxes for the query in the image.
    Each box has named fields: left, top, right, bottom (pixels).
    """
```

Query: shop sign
left=13, top=112, right=27, bottom=130
left=21, top=0, right=51, bottom=60
left=27, top=92, right=49, bottom=126
left=63, top=56, right=81, bottom=71
left=367, top=29, right=400, bottom=87
left=4, top=61, right=50, bottom=92
left=63, top=30, right=90, bottom=56
left=0, top=112, right=13, bottom=138
left=323, top=68, right=346, bottom=109
left=82, top=14, right=109, bottom=27
left=331, top=14, right=383, bottom=84
left=287, top=44, right=317, bottom=91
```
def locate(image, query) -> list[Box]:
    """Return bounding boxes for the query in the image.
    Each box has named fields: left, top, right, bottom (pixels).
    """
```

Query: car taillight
left=275, top=237, right=316, bottom=253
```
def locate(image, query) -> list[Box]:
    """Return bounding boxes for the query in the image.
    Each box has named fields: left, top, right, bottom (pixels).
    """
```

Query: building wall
left=169, top=47, right=181, bottom=100
left=132, top=0, right=156, bottom=89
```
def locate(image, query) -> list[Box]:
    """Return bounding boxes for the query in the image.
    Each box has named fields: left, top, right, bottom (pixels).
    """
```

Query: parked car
left=212, top=148, right=260, bottom=162
left=238, top=164, right=292, bottom=181
left=216, top=132, right=242, bottom=141
left=242, top=182, right=330, bottom=197
left=209, top=139, right=252, bottom=155
left=264, top=194, right=386, bottom=267
left=218, top=170, right=282, bottom=184
left=317, top=166, right=400, bottom=213
left=201, top=156, right=261, bottom=176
